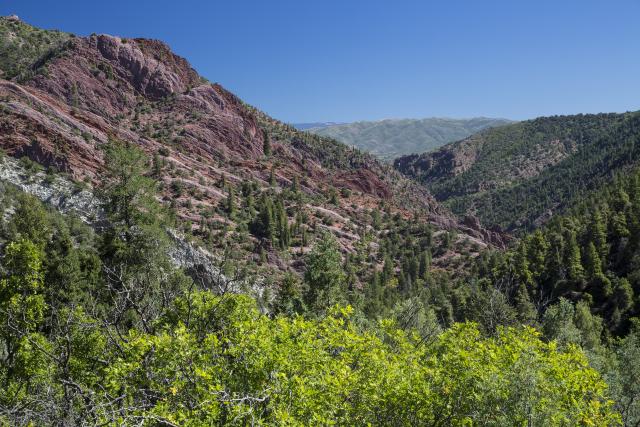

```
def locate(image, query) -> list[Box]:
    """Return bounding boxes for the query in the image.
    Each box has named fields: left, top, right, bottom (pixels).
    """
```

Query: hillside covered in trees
left=0, top=142, right=623, bottom=425
left=1, top=15, right=639, bottom=426
left=394, top=112, right=640, bottom=232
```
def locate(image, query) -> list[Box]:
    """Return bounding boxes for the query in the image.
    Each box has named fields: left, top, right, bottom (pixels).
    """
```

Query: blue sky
left=3, top=0, right=639, bottom=123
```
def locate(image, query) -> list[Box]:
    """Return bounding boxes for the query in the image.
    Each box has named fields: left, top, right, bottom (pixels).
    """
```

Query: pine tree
left=328, top=188, right=339, bottom=205
left=225, top=186, right=236, bottom=218
left=513, top=283, right=537, bottom=326
left=584, top=242, right=602, bottom=279
left=251, top=195, right=275, bottom=241
left=613, top=278, right=634, bottom=314
left=382, top=255, right=394, bottom=285
left=589, top=209, right=608, bottom=264
left=275, top=200, right=290, bottom=249
left=513, top=245, right=534, bottom=287
left=262, top=129, right=272, bottom=157
left=364, top=272, right=383, bottom=318
left=245, top=191, right=255, bottom=217
left=272, top=273, right=305, bottom=316
left=526, top=230, right=548, bottom=281
left=98, top=140, right=181, bottom=332
left=565, top=230, right=585, bottom=283
left=418, top=251, right=431, bottom=280
left=303, top=233, right=347, bottom=315
left=408, top=256, right=419, bottom=285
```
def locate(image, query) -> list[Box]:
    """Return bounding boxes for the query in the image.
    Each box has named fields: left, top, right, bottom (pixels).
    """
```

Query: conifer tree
left=251, top=194, right=275, bottom=241
left=584, top=242, right=603, bottom=278
left=262, top=129, right=272, bottom=157
left=589, top=209, right=608, bottom=264
left=565, top=230, right=585, bottom=283
left=225, top=186, right=236, bottom=218
left=513, top=283, right=537, bottom=326
left=303, top=233, right=346, bottom=315
left=418, top=251, right=431, bottom=280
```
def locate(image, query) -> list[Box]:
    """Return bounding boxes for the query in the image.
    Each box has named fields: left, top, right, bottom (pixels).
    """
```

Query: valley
left=0, top=13, right=639, bottom=426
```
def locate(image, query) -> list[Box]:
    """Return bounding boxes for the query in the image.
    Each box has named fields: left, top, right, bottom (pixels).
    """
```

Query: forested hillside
left=464, top=167, right=640, bottom=425
left=0, top=15, right=638, bottom=425
left=0, top=144, right=621, bottom=425
left=304, top=117, right=511, bottom=161
left=395, top=112, right=640, bottom=231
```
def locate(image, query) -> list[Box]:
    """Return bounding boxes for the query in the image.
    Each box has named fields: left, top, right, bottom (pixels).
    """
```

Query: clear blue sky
left=3, top=0, right=639, bottom=123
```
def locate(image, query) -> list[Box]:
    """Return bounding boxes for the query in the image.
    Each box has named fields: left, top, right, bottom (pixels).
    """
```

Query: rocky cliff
left=0, top=17, right=504, bottom=285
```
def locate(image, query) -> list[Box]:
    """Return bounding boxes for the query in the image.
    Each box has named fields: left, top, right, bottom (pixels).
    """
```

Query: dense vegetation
left=0, top=17, right=71, bottom=81
left=0, top=142, right=626, bottom=425
left=395, top=112, right=640, bottom=231
left=305, top=117, right=511, bottom=161
left=2, top=16, right=639, bottom=424
left=460, top=167, right=640, bottom=425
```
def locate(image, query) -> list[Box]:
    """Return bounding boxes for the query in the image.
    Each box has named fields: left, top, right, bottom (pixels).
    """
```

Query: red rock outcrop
left=0, top=19, right=499, bottom=274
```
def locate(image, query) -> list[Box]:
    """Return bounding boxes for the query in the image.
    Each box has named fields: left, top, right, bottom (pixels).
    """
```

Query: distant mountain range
left=295, top=117, right=513, bottom=161
left=292, top=122, right=346, bottom=130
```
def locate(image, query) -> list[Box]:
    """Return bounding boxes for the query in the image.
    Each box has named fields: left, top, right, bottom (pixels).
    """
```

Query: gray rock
left=0, top=156, right=265, bottom=295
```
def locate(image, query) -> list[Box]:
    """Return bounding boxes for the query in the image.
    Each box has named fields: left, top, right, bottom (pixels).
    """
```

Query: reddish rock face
left=0, top=30, right=438, bottom=212
left=333, top=169, right=392, bottom=200
left=0, top=24, right=501, bottom=266
left=1, top=33, right=267, bottom=184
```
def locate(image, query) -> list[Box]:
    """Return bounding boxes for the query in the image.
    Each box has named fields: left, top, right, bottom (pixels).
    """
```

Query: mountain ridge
left=0, top=16, right=505, bottom=290
left=394, top=112, right=640, bottom=231
left=301, top=116, right=513, bottom=161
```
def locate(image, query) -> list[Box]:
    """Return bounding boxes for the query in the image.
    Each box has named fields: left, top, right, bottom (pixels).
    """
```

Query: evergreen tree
left=513, top=283, right=537, bottom=326
left=225, top=186, right=236, bottom=218
left=584, top=242, right=603, bottom=278
left=250, top=194, right=275, bottom=241
left=7, top=194, right=51, bottom=248
left=98, top=140, right=184, bottom=332
left=275, top=199, right=290, bottom=249
left=303, top=233, right=346, bottom=315
left=269, top=168, right=276, bottom=186
left=589, top=209, right=608, bottom=264
left=272, top=273, right=305, bottom=316
left=564, top=230, right=584, bottom=283
left=262, top=129, right=272, bottom=156
left=526, top=230, right=548, bottom=281
left=418, top=251, right=431, bottom=280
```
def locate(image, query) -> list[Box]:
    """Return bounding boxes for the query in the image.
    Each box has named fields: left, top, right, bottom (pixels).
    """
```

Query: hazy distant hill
left=293, top=122, right=346, bottom=130
left=301, top=117, right=512, bottom=161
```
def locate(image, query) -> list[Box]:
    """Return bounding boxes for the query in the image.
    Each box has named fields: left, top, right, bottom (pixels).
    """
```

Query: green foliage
left=471, top=167, right=640, bottom=337
left=98, top=140, right=185, bottom=332
left=262, top=129, right=271, bottom=156
left=0, top=287, right=620, bottom=425
left=397, top=112, right=640, bottom=231
left=303, top=232, right=347, bottom=315
left=0, top=17, right=70, bottom=81
left=5, top=193, right=52, bottom=247
left=0, top=160, right=630, bottom=425
left=607, top=319, right=640, bottom=425
left=0, top=240, right=46, bottom=353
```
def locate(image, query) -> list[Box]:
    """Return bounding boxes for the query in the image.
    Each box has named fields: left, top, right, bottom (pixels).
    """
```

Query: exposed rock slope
left=0, top=17, right=502, bottom=284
